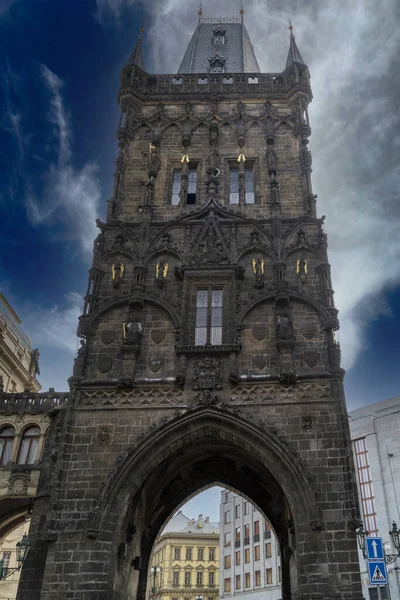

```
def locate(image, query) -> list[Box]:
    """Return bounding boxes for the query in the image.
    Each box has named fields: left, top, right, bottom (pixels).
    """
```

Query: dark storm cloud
left=99, top=0, right=400, bottom=369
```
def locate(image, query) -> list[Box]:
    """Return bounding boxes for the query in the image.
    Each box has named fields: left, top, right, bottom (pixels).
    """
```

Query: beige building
left=0, top=294, right=41, bottom=393
left=0, top=521, right=30, bottom=600
left=150, top=513, right=219, bottom=600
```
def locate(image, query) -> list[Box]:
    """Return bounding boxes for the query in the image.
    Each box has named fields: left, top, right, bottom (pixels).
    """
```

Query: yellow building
left=150, top=513, right=219, bottom=600
left=0, top=294, right=41, bottom=393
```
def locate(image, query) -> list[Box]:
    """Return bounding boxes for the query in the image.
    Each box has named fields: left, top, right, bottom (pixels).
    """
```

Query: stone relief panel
left=240, top=301, right=277, bottom=378
left=290, top=301, right=328, bottom=374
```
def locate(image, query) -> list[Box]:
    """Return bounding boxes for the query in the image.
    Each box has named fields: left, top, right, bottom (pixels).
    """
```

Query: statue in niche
left=29, top=349, right=40, bottom=377
left=301, top=143, right=312, bottom=169
left=72, top=340, right=87, bottom=378
left=148, top=143, right=161, bottom=178
left=111, top=264, right=124, bottom=288
left=276, top=314, right=293, bottom=341
left=252, top=258, right=264, bottom=288
left=266, top=146, right=277, bottom=175
left=297, top=230, right=306, bottom=246
left=155, top=259, right=168, bottom=280
left=296, top=259, right=308, bottom=276
left=123, top=321, right=143, bottom=347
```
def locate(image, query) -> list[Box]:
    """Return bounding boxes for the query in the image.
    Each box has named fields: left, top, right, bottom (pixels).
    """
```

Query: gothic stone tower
left=17, top=13, right=364, bottom=600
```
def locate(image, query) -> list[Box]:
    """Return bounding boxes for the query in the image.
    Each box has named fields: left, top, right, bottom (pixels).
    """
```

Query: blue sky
left=1, top=0, right=400, bottom=409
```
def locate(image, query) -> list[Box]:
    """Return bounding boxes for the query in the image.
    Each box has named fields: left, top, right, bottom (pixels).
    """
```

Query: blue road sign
left=366, top=537, right=384, bottom=560
left=368, top=561, right=387, bottom=585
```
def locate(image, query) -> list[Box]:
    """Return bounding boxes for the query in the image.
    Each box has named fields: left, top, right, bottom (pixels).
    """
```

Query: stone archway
left=94, top=407, right=319, bottom=600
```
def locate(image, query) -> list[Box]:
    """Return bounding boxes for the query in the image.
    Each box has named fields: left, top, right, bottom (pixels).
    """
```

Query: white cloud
left=24, top=65, right=101, bottom=254
left=103, top=0, right=400, bottom=371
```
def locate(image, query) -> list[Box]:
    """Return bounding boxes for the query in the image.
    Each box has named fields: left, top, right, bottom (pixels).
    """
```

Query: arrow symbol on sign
left=372, top=540, right=378, bottom=557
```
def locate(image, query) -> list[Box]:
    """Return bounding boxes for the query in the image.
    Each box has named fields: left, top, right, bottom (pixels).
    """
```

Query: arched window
left=0, top=426, right=15, bottom=466
left=17, top=427, right=41, bottom=465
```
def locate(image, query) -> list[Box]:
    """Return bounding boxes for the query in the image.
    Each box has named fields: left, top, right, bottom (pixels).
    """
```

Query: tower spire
left=285, top=19, right=306, bottom=69
left=198, top=2, right=203, bottom=22
left=126, top=26, right=146, bottom=70
left=240, top=2, right=244, bottom=23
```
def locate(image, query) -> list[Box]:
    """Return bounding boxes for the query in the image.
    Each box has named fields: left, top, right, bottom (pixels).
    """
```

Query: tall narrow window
left=171, top=169, right=182, bottom=205
left=209, top=548, right=215, bottom=561
left=0, top=426, right=15, bottom=465
left=224, top=555, right=231, bottom=569
left=18, top=426, right=40, bottom=464
left=235, top=575, right=241, bottom=590
left=187, top=168, right=197, bottom=204
left=198, top=548, right=204, bottom=561
left=197, top=571, right=203, bottom=585
left=195, top=289, right=223, bottom=346
left=224, top=578, right=231, bottom=593
left=209, top=571, right=215, bottom=585
left=174, top=547, right=181, bottom=560
left=186, top=548, right=192, bottom=560
left=266, top=568, right=273, bottom=584
left=255, top=570, right=261, bottom=586
left=173, top=572, right=179, bottom=586
left=245, top=166, right=255, bottom=204
left=245, top=573, right=251, bottom=588
left=229, top=167, right=239, bottom=204
left=185, top=571, right=191, bottom=586
left=354, top=438, right=378, bottom=535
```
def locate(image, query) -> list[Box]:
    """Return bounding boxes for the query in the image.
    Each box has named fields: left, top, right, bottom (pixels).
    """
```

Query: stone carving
left=192, top=358, right=223, bottom=391
left=123, top=322, right=143, bottom=346
left=155, top=258, right=168, bottom=281
left=195, top=390, right=219, bottom=406
left=73, top=340, right=88, bottom=377
left=252, top=258, right=264, bottom=288
left=304, top=350, right=319, bottom=368
left=252, top=354, right=268, bottom=370
left=252, top=324, right=268, bottom=341
left=98, top=425, right=114, bottom=445
left=302, top=415, right=313, bottom=431
left=195, top=229, right=229, bottom=266
left=151, top=328, right=166, bottom=344
left=29, top=349, right=40, bottom=377
left=266, top=145, right=277, bottom=176
left=310, top=520, right=323, bottom=531
left=8, top=471, right=30, bottom=496
left=101, top=330, right=116, bottom=345
left=111, top=264, right=125, bottom=288
left=149, top=357, right=164, bottom=372
left=97, top=356, right=113, bottom=374
left=276, top=314, right=293, bottom=341
left=302, top=325, right=316, bottom=340
left=80, top=388, right=185, bottom=408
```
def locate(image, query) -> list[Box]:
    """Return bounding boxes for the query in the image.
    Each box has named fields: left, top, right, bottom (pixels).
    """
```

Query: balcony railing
left=254, top=534, right=260, bottom=542
left=0, top=390, right=69, bottom=413
left=244, top=537, right=250, bottom=545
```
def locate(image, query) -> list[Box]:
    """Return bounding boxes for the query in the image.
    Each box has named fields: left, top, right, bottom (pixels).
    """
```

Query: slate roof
left=126, top=32, right=146, bottom=70
left=178, top=22, right=260, bottom=73
left=161, top=512, right=219, bottom=535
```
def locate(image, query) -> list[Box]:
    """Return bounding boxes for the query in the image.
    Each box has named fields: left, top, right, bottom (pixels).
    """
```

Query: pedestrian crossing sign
left=368, top=561, right=387, bottom=585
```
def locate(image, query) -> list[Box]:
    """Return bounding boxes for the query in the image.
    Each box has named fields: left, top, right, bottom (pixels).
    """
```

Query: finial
left=198, top=2, right=203, bottom=22
left=288, top=18, right=294, bottom=37
left=240, top=2, right=245, bottom=23
left=139, top=25, right=144, bottom=39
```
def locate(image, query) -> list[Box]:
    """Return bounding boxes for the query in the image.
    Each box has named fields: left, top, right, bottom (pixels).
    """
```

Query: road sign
left=368, top=561, right=387, bottom=585
left=366, top=537, right=384, bottom=560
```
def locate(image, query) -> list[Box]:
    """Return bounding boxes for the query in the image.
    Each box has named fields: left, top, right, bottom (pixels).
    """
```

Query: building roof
left=285, top=33, right=306, bottom=69
left=178, top=21, right=260, bottom=73
left=349, top=395, right=400, bottom=421
left=161, top=510, right=191, bottom=534
left=161, top=512, right=219, bottom=535
left=126, top=28, right=146, bottom=70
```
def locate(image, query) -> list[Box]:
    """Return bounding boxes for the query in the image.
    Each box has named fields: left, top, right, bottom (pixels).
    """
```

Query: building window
left=255, top=570, right=261, bottom=587
left=17, top=426, right=40, bottom=464
left=235, top=527, right=240, bottom=542
left=244, top=524, right=250, bottom=540
left=174, top=547, right=181, bottom=560
left=224, top=578, right=231, bottom=593
left=244, top=501, right=249, bottom=515
left=214, top=34, right=225, bottom=44
left=224, top=491, right=229, bottom=503
left=224, top=533, right=231, bottom=547
left=266, top=568, right=273, bottom=584
left=173, top=571, right=180, bottom=586
left=235, top=551, right=240, bottom=565
left=187, top=167, right=197, bottom=204
left=0, top=426, right=15, bottom=465
left=209, top=548, right=215, bottom=561
left=254, top=521, right=260, bottom=535
left=244, top=548, right=250, bottom=563
left=185, top=571, right=191, bottom=586
left=171, top=169, right=182, bottom=205
left=265, top=542, right=272, bottom=558
left=235, top=574, right=241, bottom=590
left=198, top=548, right=204, bottom=561
left=197, top=571, right=203, bottom=585
left=278, top=566, right=281, bottom=583
left=354, top=438, right=378, bottom=535
left=245, top=573, right=250, bottom=588
left=229, top=165, right=255, bottom=204
left=195, top=289, right=223, bottom=346
left=209, top=571, right=215, bottom=586
left=254, top=545, right=260, bottom=561
left=224, top=555, right=231, bottom=569
left=265, top=522, right=271, bottom=538
left=235, top=504, right=240, bottom=519
left=186, top=548, right=192, bottom=560
left=2, top=552, right=11, bottom=568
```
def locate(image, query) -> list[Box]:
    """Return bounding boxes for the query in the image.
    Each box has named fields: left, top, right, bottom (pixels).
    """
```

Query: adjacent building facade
left=150, top=513, right=219, bottom=600
left=350, top=396, right=400, bottom=600
left=219, top=491, right=281, bottom=600
left=0, top=294, right=41, bottom=393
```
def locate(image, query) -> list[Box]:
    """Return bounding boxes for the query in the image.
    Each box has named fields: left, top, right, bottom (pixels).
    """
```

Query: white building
left=219, top=490, right=281, bottom=600
left=349, top=396, right=400, bottom=600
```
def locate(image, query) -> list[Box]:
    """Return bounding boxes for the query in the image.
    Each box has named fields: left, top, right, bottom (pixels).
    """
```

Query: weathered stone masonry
left=14, top=16, right=363, bottom=600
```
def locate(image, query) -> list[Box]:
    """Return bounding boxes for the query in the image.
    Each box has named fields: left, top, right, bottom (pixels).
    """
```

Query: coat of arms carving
left=302, top=326, right=316, bottom=340
left=98, top=425, right=113, bottom=445
left=304, top=350, right=319, bottom=368
left=97, top=356, right=112, bottom=373
left=151, top=328, right=166, bottom=344
left=252, top=354, right=268, bottom=370
left=192, top=358, right=223, bottom=391
left=252, top=324, right=268, bottom=341
left=149, top=357, right=165, bottom=372
left=101, top=330, right=116, bottom=345
left=8, top=471, right=30, bottom=496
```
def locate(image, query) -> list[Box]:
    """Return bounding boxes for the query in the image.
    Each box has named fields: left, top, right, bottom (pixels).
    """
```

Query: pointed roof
left=126, top=27, right=146, bottom=70
left=178, top=19, right=260, bottom=73
left=285, top=27, right=306, bottom=68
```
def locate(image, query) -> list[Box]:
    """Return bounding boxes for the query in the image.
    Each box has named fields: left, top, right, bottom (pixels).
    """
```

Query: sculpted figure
left=29, top=349, right=40, bottom=377
left=73, top=340, right=87, bottom=377
left=276, top=314, right=293, bottom=340
left=124, top=322, right=143, bottom=346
